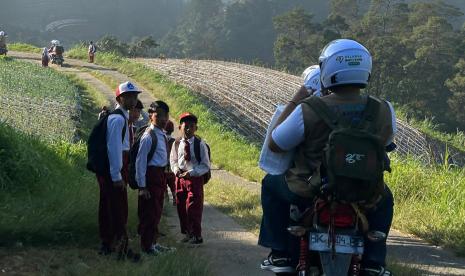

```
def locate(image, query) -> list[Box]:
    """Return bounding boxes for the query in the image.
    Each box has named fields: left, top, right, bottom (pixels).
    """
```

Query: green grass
left=0, top=57, right=79, bottom=141
left=386, top=261, right=425, bottom=276
left=65, top=74, right=109, bottom=141
left=8, top=43, right=41, bottom=53
left=68, top=46, right=265, bottom=182
left=396, top=107, right=465, bottom=151
left=1, top=246, right=211, bottom=275
left=204, top=178, right=262, bottom=235
left=387, top=155, right=465, bottom=255
left=0, top=124, right=97, bottom=245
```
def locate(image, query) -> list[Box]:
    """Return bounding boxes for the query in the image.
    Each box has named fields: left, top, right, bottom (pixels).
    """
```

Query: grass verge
left=8, top=43, right=41, bottom=54
left=64, top=74, right=109, bottom=140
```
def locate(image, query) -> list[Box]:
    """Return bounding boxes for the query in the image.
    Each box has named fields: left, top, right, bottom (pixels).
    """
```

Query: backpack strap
left=360, top=96, right=382, bottom=133
left=111, top=109, right=127, bottom=142
left=194, top=136, right=202, bottom=162
left=146, top=128, right=158, bottom=161
left=301, top=96, right=340, bottom=130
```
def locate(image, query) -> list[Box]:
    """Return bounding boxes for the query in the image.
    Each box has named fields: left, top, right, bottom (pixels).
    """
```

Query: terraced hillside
left=140, top=58, right=465, bottom=166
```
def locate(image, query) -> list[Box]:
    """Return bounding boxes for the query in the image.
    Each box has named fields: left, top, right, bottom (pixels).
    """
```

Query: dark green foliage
left=273, top=0, right=465, bottom=131
left=95, top=35, right=159, bottom=57
left=446, top=59, right=465, bottom=128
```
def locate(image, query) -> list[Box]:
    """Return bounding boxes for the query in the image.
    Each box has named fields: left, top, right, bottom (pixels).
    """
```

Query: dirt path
left=9, top=51, right=465, bottom=275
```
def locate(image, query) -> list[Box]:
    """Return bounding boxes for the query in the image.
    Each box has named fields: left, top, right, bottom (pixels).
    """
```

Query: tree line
left=159, top=0, right=465, bottom=132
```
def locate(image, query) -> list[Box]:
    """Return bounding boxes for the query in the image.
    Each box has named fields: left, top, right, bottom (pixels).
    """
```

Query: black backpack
left=87, top=109, right=127, bottom=174
left=127, top=125, right=158, bottom=190
left=303, top=96, right=387, bottom=203
left=55, top=46, right=64, bottom=55
left=175, top=136, right=211, bottom=184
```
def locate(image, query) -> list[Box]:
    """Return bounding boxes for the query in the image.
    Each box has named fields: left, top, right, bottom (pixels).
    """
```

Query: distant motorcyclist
left=49, top=40, right=65, bottom=65
left=259, top=39, right=396, bottom=276
left=49, top=40, right=64, bottom=56
left=0, top=31, right=8, bottom=55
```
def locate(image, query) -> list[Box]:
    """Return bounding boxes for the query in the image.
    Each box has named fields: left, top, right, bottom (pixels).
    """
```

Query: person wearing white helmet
left=302, top=64, right=323, bottom=97
left=95, top=81, right=141, bottom=257
left=259, top=39, right=396, bottom=275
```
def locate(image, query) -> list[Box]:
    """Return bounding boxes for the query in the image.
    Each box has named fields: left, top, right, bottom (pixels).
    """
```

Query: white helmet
left=0, top=31, right=6, bottom=37
left=51, top=40, right=61, bottom=46
left=319, top=39, right=372, bottom=89
left=302, top=65, right=322, bottom=96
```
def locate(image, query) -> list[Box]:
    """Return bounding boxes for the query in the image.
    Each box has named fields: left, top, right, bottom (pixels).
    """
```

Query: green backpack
left=303, top=96, right=387, bottom=203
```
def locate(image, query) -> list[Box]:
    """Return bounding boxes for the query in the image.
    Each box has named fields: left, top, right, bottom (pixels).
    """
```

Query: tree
left=273, top=8, right=323, bottom=72
left=128, top=36, right=159, bottom=57
left=219, top=0, right=276, bottom=63
left=445, top=59, right=465, bottom=128
left=162, top=0, right=224, bottom=58
left=349, top=1, right=411, bottom=101
left=97, top=35, right=129, bottom=56
left=401, top=15, right=460, bottom=120
left=328, top=0, right=366, bottom=27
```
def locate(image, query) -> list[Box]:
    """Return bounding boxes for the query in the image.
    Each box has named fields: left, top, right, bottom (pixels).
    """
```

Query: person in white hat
left=96, top=81, right=140, bottom=257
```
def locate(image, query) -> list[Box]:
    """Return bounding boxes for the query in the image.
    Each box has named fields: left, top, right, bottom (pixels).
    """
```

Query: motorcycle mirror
left=287, top=226, right=307, bottom=237
left=367, top=230, right=387, bottom=242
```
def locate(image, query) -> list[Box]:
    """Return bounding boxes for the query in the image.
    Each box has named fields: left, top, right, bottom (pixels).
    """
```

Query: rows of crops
left=0, top=57, right=81, bottom=142
left=140, top=58, right=465, bottom=166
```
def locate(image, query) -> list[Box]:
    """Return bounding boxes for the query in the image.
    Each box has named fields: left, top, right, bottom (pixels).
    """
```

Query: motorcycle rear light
left=318, top=203, right=356, bottom=228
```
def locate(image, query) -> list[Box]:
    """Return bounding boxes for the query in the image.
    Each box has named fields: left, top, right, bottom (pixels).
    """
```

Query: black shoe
left=189, top=236, right=203, bottom=244
left=361, top=265, right=392, bottom=276
left=260, top=252, right=295, bottom=274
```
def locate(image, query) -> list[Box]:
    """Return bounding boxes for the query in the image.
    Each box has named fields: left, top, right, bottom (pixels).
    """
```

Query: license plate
left=309, top=232, right=364, bottom=254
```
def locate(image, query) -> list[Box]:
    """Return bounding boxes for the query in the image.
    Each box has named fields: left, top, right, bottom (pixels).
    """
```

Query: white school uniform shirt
left=106, top=106, right=130, bottom=182
left=170, top=136, right=210, bottom=177
left=135, top=124, right=168, bottom=188
left=271, top=101, right=397, bottom=151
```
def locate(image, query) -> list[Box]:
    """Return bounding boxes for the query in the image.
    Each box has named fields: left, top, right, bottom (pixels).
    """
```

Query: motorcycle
left=50, top=53, right=64, bottom=66
left=287, top=198, right=386, bottom=276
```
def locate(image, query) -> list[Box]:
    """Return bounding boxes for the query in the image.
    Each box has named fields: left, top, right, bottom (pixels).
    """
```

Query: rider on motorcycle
left=49, top=40, right=64, bottom=55
left=259, top=39, right=396, bottom=276
left=48, top=40, right=64, bottom=65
